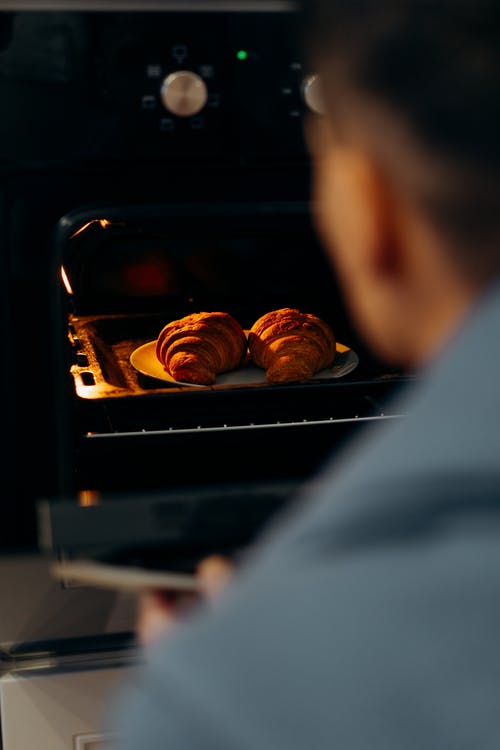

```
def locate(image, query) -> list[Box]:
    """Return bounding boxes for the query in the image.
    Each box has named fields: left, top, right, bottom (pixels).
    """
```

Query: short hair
left=301, top=0, right=500, bottom=278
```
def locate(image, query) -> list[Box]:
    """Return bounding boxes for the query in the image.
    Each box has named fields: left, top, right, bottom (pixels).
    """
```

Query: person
left=108, top=1, right=500, bottom=747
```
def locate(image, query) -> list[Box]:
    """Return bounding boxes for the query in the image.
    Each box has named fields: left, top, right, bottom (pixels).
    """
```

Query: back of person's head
left=302, top=0, right=500, bottom=281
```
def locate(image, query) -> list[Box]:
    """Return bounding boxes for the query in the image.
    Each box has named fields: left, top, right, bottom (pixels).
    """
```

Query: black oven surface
left=1, top=5, right=411, bottom=559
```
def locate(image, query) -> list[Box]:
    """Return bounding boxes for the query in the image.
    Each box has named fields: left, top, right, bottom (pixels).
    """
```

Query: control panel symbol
left=172, top=44, right=188, bottom=64
left=190, top=115, right=204, bottom=130
left=198, top=64, right=215, bottom=79
left=159, top=117, right=175, bottom=133
left=146, top=64, right=162, bottom=79
left=160, top=71, right=208, bottom=117
left=207, top=93, right=221, bottom=108
left=141, top=94, right=157, bottom=110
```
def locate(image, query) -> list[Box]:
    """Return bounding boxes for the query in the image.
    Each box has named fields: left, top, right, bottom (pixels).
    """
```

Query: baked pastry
left=248, top=308, right=336, bottom=384
left=155, top=311, right=247, bottom=385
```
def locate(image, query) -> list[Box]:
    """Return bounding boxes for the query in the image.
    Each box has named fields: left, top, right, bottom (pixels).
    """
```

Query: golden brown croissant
left=156, top=311, right=247, bottom=385
left=248, top=308, right=336, bottom=384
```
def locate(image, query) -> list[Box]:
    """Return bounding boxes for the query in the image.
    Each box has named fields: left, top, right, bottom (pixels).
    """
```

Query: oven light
left=70, top=218, right=111, bottom=239
left=78, top=490, right=101, bottom=507
left=60, top=265, right=73, bottom=295
left=70, top=220, right=93, bottom=238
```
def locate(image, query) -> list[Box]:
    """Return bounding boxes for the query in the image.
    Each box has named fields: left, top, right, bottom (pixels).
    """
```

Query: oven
left=1, top=7, right=412, bottom=745
left=1, top=0, right=409, bottom=616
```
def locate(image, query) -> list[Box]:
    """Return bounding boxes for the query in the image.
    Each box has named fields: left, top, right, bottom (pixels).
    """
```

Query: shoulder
left=110, top=496, right=500, bottom=749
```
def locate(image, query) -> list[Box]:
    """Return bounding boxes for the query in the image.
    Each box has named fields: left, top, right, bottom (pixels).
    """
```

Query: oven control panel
left=90, top=10, right=311, bottom=163
left=0, top=10, right=315, bottom=169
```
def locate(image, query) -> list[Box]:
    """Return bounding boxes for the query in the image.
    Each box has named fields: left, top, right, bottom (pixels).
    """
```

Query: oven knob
left=302, top=73, right=325, bottom=115
left=160, top=71, right=208, bottom=117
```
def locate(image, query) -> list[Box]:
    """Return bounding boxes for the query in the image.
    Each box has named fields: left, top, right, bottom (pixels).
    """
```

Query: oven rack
left=84, top=412, right=403, bottom=439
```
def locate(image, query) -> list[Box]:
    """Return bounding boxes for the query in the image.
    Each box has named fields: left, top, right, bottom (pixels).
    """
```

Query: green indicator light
left=236, top=49, right=248, bottom=61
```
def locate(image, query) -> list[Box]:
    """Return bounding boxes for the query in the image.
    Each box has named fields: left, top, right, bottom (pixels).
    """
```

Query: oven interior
left=38, top=199, right=409, bottom=568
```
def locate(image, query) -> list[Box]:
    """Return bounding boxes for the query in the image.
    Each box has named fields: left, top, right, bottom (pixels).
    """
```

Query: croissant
left=156, top=311, right=247, bottom=385
left=248, top=308, right=336, bottom=384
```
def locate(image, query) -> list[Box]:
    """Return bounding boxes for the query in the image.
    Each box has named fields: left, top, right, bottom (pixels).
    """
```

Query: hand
left=135, top=555, right=233, bottom=647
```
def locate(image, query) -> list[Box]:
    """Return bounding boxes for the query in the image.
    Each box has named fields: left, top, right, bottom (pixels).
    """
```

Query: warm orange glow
left=70, top=218, right=111, bottom=239
left=70, top=221, right=93, bottom=238
left=60, top=265, right=73, bottom=295
left=78, top=490, right=101, bottom=507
